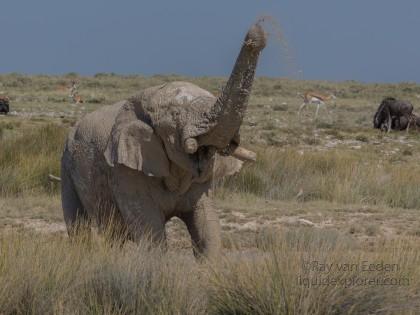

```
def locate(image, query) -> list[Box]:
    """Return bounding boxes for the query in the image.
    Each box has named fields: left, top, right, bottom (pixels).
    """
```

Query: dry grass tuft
left=0, top=229, right=419, bottom=314
left=0, top=232, right=205, bottom=315
left=218, top=147, right=420, bottom=209
left=208, top=229, right=420, bottom=315
left=0, top=123, right=66, bottom=196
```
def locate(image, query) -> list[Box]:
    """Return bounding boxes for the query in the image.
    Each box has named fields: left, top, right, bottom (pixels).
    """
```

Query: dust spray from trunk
left=256, top=15, right=300, bottom=79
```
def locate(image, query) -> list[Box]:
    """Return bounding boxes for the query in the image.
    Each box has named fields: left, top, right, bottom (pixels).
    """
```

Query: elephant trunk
left=198, top=23, right=267, bottom=148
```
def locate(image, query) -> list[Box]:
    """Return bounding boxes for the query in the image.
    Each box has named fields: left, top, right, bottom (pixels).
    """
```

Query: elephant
left=373, top=97, right=414, bottom=132
left=60, top=23, right=267, bottom=259
left=0, top=96, right=9, bottom=115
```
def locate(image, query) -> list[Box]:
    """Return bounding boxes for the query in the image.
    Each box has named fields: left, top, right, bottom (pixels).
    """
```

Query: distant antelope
left=68, top=81, right=84, bottom=104
left=69, top=81, right=78, bottom=97
left=298, top=91, right=336, bottom=118
left=72, top=94, right=84, bottom=104
left=56, top=81, right=83, bottom=104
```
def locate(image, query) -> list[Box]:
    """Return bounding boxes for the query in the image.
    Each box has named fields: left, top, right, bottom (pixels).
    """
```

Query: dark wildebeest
left=373, top=97, right=414, bottom=132
left=394, top=113, right=420, bottom=130
left=0, top=96, right=9, bottom=115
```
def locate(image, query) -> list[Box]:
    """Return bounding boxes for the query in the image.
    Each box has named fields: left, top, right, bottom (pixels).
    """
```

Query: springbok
left=72, top=95, right=84, bottom=104
left=298, top=91, right=336, bottom=118
left=56, top=81, right=84, bottom=104
left=68, top=81, right=84, bottom=104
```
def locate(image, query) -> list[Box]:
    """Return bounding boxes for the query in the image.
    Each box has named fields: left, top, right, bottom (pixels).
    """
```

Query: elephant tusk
left=48, top=174, right=62, bottom=182
left=231, top=147, right=257, bottom=162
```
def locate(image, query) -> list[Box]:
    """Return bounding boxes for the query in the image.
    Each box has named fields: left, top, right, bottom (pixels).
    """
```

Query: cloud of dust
left=256, top=15, right=300, bottom=79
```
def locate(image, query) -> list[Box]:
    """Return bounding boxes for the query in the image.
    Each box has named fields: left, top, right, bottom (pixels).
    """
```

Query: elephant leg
left=61, top=166, right=90, bottom=238
left=111, top=166, right=167, bottom=246
left=114, top=198, right=167, bottom=246
left=95, top=201, right=130, bottom=244
left=178, top=184, right=221, bottom=260
left=124, top=207, right=167, bottom=246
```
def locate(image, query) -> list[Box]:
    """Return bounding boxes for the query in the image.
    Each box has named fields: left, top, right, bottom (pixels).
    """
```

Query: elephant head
left=105, top=23, right=266, bottom=186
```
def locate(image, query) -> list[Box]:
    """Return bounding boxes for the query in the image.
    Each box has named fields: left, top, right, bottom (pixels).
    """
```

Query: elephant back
left=73, top=101, right=127, bottom=152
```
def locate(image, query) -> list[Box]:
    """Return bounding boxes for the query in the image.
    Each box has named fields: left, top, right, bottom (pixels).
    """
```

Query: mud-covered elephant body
left=61, top=24, right=266, bottom=259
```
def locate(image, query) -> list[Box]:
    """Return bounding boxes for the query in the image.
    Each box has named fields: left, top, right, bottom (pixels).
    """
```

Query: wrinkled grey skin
left=61, top=23, right=266, bottom=259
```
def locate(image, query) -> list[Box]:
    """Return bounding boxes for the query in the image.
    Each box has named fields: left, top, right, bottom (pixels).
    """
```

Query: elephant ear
left=104, top=119, right=170, bottom=177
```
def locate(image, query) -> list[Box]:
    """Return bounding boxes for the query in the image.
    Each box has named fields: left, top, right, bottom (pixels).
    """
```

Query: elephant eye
left=219, top=140, right=238, bottom=156
left=197, top=146, right=210, bottom=155
left=196, top=146, right=217, bottom=158
left=219, top=146, right=232, bottom=156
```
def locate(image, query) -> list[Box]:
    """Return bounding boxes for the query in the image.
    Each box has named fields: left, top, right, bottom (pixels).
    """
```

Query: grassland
left=1, top=73, right=420, bottom=314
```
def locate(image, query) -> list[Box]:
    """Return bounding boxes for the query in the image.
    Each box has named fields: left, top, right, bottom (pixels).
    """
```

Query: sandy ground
left=1, top=194, right=419, bottom=254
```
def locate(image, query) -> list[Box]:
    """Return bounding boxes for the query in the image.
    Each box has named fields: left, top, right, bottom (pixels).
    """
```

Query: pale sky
left=0, top=0, right=419, bottom=82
